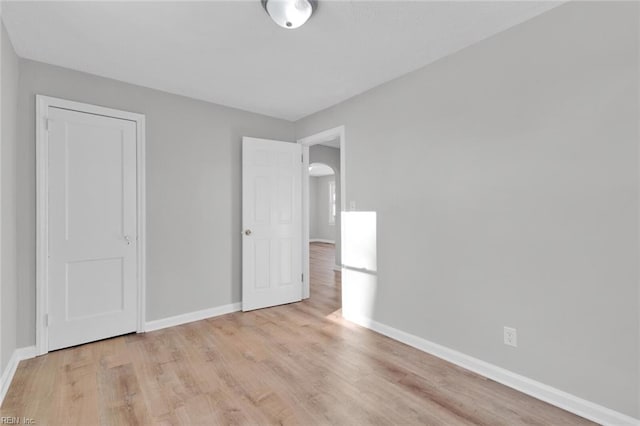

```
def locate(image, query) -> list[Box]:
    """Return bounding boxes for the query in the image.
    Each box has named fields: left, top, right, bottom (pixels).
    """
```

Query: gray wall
left=16, top=59, right=295, bottom=347
left=1, top=21, right=19, bottom=374
left=310, top=175, right=336, bottom=242
left=309, top=145, right=341, bottom=267
left=295, top=2, right=639, bottom=418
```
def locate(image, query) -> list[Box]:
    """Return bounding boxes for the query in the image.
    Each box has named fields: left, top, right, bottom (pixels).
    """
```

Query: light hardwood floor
left=1, top=242, right=592, bottom=425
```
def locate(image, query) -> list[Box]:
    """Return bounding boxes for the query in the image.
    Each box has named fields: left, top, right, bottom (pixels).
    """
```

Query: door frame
left=35, top=95, right=147, bottom=355
left=297, top=125, right=346, bottom=299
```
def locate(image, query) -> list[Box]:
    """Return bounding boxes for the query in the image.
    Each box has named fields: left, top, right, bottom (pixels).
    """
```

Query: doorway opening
left=308, top=162, right=337, bottom=245
left=308, top=162, right=339, bottom=310
left=298, top=126, right=346, bottom=304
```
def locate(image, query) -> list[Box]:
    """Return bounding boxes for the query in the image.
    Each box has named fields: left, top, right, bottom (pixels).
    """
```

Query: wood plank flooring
left=1, top=242, right=593, bottom=425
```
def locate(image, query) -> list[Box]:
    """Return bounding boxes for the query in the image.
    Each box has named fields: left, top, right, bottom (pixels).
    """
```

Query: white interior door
left=242, top=137, right=302, bottom=311
left=47, top=106, right=138, bottom=351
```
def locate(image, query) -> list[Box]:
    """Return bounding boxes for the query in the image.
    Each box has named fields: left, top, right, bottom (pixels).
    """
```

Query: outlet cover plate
left=504, top=326, right=517, bottom=347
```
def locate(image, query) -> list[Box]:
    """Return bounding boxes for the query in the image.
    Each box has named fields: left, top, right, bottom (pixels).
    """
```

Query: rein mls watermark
left=0, top=418, right=35, bottom=424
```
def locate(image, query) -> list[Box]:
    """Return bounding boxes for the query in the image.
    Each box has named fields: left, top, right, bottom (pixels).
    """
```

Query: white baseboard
left=344, top=313, right=639, bottom=426
left=310, top=239, right=335, bottom=244
left=145, top=302, right=241, bottom=332
left=0, top=346, right=37, bottom=405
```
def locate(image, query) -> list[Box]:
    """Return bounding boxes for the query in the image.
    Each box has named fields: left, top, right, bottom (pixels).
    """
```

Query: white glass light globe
left=263, top=0, right=315, bottom=29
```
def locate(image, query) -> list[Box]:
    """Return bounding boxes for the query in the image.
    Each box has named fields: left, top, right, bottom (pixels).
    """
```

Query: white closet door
left=47, top=106, right=138, bottom=351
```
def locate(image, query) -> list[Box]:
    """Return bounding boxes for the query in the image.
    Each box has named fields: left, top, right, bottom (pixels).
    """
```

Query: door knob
left=244, top=229, right=252, bottom=236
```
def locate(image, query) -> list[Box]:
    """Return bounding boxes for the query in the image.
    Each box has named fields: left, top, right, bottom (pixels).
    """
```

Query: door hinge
left=44, top=313, right=49, bottom=327
left=301, top=273, right=304, bottom=282
left=301, top=153, right=304, bottom=163
left=45, top=118, right=52, bottom=131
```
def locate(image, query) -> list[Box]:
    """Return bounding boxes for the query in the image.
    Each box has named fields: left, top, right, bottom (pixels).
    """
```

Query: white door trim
left=35, top=95, right=146, bottom=356
left=297, top=126, right=346, bottom=299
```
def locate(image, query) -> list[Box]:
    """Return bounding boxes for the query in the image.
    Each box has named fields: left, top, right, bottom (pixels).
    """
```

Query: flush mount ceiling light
left=261, top=0, right=317, bottom=29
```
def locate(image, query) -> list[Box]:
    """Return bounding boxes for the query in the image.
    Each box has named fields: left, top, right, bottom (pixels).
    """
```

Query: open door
left=242, top=137, right=302, bottom=311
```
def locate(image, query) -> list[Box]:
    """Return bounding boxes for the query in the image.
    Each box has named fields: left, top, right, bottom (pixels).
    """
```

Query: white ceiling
left=320, top=137, right=340, bottom=149
left=2, top=1, right=561, bottom=121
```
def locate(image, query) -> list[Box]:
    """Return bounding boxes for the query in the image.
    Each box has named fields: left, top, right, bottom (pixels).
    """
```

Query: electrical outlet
left=504, top=327, right=517, bottom=347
